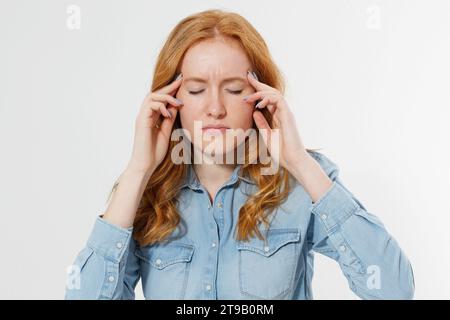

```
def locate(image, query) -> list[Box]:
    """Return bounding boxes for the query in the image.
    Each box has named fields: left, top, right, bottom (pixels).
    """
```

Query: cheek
left=178, top=104, right=204, bottom=136
left=228, top=102, right=254, bottom=129
left=179, top=102, right=203, bottom=118
left=178, top=109, right=193, bottom=132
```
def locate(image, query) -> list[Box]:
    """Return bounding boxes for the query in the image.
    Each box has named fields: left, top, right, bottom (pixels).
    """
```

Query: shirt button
left=264, top=246, right=270, bottom=253
left=339, top=245, right=347, bottom=252
left=207, top=204, right=211, bottom=209
left=321, top=213, right=328, bottom=220
left=116, top=242, right=123, bottom=249
left=217, top=202, right=223, bottom=209
left=206, top=284, right=212, bottom=291
left=108, top=276, right=115, bottom=282
left=211, top=242, right=216, bottom=248
left=155, top=258, right=162, bottom=265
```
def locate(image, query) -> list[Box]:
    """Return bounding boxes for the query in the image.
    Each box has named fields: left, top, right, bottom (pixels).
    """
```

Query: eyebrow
left=184, top=76, right=247, bottom=84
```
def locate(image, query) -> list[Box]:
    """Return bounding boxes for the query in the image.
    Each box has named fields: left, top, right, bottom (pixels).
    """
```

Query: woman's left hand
left=243, top=70, right=308, bottom=173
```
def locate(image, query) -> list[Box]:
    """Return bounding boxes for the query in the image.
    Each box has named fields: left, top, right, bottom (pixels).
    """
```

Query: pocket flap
left=236, top=228, right=301, bottom=257
left=136, top=241, right=195, bottom=270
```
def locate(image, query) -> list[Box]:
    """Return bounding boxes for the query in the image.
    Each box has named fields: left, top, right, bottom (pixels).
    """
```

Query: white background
left=1, top=0, right=449, bottom=299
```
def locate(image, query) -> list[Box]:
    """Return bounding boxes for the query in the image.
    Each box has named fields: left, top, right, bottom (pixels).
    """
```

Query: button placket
left=196, top=174, right=236, bottom=299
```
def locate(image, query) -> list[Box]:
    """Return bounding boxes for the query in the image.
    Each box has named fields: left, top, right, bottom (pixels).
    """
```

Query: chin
left=192, top=140, right=239, bottom=163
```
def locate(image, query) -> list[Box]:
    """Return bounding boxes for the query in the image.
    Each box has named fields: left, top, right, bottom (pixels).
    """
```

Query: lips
left=202, top=125, right=230, bottom=135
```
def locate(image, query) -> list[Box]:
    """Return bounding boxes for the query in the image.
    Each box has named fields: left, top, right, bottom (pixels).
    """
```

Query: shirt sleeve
left=305, top=150, right=415, bottom=299
left=65, top=216, right=141, bottom=299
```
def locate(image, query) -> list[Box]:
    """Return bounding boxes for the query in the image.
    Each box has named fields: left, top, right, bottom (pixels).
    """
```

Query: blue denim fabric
left=65, top=150, right=414, bottom=300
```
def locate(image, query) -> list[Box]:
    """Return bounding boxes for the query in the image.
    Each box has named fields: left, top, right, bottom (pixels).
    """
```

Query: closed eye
left=189, top=89, right=204, bottom=95
left=189, top=89, right=243, bottom=95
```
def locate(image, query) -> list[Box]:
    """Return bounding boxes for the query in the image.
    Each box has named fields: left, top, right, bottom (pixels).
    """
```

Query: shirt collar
left=179, top=164, right=255, bottom=191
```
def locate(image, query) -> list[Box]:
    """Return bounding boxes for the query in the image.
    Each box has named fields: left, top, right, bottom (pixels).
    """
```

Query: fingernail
left=251, top=71, right=258, bottom=80
left=175, top=72, right=183, bottom=80
left=175, top=98, right=184, bottom=105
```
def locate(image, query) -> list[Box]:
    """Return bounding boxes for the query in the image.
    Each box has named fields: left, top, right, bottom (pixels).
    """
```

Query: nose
left=206, top=89, right=226, bottom=119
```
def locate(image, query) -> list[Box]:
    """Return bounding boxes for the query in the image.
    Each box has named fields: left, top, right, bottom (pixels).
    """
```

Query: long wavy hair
left=107, top=9, right=318, bottom=247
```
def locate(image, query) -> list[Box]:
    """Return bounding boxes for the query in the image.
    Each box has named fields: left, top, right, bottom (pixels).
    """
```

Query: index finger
left=246, top=70, right=272, bottom=91
left=157, top=73, right=183, bottom=95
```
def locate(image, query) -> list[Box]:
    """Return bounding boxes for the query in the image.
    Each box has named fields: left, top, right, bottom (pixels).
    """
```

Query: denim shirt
left=65, top=150, right=414, bottom=300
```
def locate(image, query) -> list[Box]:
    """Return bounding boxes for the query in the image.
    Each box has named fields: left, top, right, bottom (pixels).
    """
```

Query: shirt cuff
left=310, top=181, right=360, bottom=233
left=86, top=216, right=133, bottom=263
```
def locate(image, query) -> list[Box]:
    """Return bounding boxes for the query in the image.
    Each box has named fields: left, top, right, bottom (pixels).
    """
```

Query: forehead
left=181, top=38, right=251, bottom=79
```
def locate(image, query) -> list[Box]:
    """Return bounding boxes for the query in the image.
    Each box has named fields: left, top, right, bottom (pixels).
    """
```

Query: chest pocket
left=236, top=228, right=301, bottom=299
left=135, top=240, right=195, bottom=299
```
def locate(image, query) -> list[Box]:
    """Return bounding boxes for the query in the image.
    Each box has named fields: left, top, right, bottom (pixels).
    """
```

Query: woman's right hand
left=126, top=73, right=184, bottom=175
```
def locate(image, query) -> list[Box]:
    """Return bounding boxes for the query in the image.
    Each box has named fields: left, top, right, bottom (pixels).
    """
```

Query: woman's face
left=175, top=38, right=256, bottom=161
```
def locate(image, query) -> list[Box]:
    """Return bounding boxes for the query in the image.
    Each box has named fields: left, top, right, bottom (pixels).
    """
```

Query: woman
left=65, top=9, right=414, bottom=300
